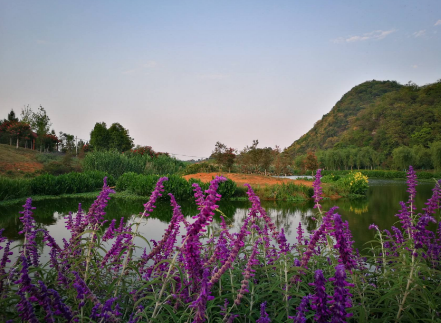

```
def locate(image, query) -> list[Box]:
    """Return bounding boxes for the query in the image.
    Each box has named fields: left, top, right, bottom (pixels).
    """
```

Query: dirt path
left=182, top=172, right=313, bottom=187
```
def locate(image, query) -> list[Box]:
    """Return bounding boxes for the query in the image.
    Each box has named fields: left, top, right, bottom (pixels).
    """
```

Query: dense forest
left=286, top=79, right=441, bottom=170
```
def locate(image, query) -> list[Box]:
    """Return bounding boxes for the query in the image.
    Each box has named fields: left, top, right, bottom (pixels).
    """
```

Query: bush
left=83, top=150, right=185, bottom=178
left=30, top=171, right=115, bottom=196
left=0, top=177, right=31, bottom=201
left=115, top=173, right=238, bottom=200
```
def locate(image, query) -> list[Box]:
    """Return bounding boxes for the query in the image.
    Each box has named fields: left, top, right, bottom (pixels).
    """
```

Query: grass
left=0, top=143, right=42, bottom=164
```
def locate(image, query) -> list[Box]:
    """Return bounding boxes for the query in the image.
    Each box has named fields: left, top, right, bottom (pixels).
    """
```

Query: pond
left=0, top=178, right=438, bottom=262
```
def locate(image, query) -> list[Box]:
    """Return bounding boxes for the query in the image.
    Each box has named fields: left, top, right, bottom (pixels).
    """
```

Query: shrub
left=0, top=177, right=31, bottom=201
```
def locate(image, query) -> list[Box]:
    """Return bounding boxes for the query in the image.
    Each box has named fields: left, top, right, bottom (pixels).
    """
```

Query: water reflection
left=0, top=179, right=438, bottom=259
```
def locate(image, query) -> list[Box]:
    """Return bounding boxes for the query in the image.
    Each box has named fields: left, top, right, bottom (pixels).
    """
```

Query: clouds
left=435, top=19, right=441, bottom=26
left=332, top=29, right=396, bottom=43
left=412, top=30, right=426, bottom=38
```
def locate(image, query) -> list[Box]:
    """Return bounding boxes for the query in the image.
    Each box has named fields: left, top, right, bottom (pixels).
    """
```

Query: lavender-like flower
left=16, top=291, right=39, bottom=323
left=423, top=179, right=441, bottom=216
left=334, top=214, right=357, bottom=270
left=189, top=268, right=214, bottom=323
left=277, top=228, right=289, bottom=255
left=184, top=176, right=226, bottom=285
left=298, top=222, right=326, bottom=269
left=296, top=222, right=304, bottom=246
left=328, top=264, right=354, bottom=322
left=142, top=177, right=168, bottom=217
left=395, top=201, right=414, bottom=238
left=245, top=184, right=278, bottom=239
left=85, top=177, right=115, bottom=229
left=234, top=238, right=261, bottom=305
left=210, top=215, right=251, bottom=286
left=309, top=270, right=330, bottom=323
left=256, top=301, right=271, bottom=323
left=18, top=198, right=40, bottom=266
left=289, top=295, right=311, bottom=323
left=406, top=166, right=418, bottom=214
left=312, top=169, right=323, bottom=209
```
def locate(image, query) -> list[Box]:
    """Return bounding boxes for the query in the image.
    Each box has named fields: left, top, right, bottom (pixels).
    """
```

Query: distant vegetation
left=184, top=79, right=441, bottom=176
left=287, top=79, right=441, bottom=171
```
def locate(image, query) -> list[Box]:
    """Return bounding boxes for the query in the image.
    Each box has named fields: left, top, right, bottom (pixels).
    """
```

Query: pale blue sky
left=1, top=1, right=440, bottom=159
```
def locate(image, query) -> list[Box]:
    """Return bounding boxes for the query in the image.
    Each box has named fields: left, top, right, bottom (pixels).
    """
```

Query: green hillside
left=286, top=80, right=441, bottom=157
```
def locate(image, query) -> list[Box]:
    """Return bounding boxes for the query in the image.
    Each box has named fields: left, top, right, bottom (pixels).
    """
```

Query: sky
left=1, top=1, right=440, bottom=160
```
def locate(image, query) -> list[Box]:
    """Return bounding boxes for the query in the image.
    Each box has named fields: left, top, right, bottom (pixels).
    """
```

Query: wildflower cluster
left=0, top=168, right=440, bottom=322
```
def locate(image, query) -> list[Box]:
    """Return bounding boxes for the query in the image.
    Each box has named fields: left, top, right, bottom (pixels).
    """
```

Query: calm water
left=0, top=179, right=438, bottom=261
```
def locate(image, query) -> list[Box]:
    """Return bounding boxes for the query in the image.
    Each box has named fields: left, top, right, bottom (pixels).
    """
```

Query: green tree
left=32, top=106, right=52, bottom=152
left=90, top=122, right=110, bottom=151
left=431, top=141, right=441, bottom=171
left=392, top=146, right=414, bottom=170
left=108, top=123, right=134, bottom=152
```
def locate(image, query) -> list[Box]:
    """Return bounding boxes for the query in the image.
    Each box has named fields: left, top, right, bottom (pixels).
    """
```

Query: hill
left=286, top=80, right=441, bottom=156
left=0, top=144, right=45, bottom=175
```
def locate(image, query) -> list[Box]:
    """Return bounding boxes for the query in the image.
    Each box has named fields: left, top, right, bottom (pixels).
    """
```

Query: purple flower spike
left=256, top=301, right=271, bottom=323
left=143, top=177, right=168, bottom=216
left=299, top=222, right=326, bottom=269
left=312, top=169, right=323, bottom=208
left=328, top=264, right=354, bottom=322
left=185, top=176, right=226, bottom=285
left=289, top=295, right=311, bottom=323
left=296, top=222, right=304, bottom=245
left=406, top=166, right=418, bottom=213
left=85, top=177, right=115, bottom=228
left=278, top=228, right=289, bottom=255
left=423, top=179, right=441, bottom=216
left=309, top=270, right=330, bottom=323
left=333, top=214, right=357, bottom=270
left=234, top=238, right=261, bottom=306
left=190, top=268, right=214, bottom=323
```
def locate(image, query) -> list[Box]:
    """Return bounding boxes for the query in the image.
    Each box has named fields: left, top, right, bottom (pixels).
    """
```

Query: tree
left=7, top=109, right=18, bottom=122
left=59, top=132, right=75, bottom=153
left=211, top=141, right=236, bottom=172
left=32, top=106, right=52, bottom=152
left=392, top=146, right=414, bottom=170
left=303, top=151, right=319, bottom=173
left=108, top=123, right=134, bottom=152
left=8, top=122, right=32, bottom=149
left=90, top=122, right=110, bottom=151
left=431, top=141, right=441, bottom=171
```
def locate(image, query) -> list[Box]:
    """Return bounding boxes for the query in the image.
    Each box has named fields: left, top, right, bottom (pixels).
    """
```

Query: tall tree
left=90, top=122, right=110, bottom=151
left=108, top=123, right=134, bottom=152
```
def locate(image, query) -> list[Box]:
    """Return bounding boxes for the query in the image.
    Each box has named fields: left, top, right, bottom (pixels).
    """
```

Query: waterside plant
left=0, top=166, right=440, bottom=322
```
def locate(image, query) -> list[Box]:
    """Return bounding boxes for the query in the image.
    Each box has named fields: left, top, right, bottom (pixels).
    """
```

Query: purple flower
left=190, top=268, right=214, bottom=323
left=406, top=166, right=418, bottom=213
left=184, top=176, right=226, bottom=285
left=395, top=201, right=414, bottom=238
left=278, top=228, right=289, bottom=255
left=16, top=291, right=39, bottom=323
left=423, top=179, right=441, bottom=215
left=85, top=177, right=115, bottom=229
left=328, top=264, right=354, bottom=322
left=256, top=301, right=271, bottom=323
left=333, top=214, right=357, bottom=270
left=296, top=222, right=304, bottom=245
left=234, top=238, right=261, bottom=305
left=143, top=177, right=168, bottom=216
left=245, top=184, right=279, bottom=239
left=310, top=270, right=330, bottom=323
left=312, top=169, right=323, bottom=208
left=289, top=295, right=310, bottom=323
left=299, top=222, right=326, bottom=269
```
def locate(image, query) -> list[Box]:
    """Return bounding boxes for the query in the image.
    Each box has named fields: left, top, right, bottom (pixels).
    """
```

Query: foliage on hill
left=286, top=80, right=441, bottom=158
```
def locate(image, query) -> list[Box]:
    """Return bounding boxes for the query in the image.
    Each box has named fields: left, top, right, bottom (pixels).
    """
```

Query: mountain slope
left=286, top=80, right=441, bottom=156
